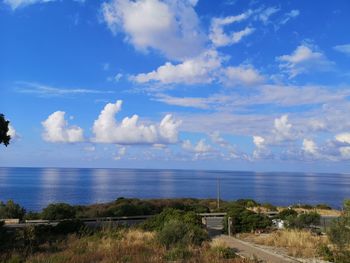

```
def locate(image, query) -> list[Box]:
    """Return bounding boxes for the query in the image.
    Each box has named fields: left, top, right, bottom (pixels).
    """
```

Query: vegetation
left=0, top=113, right=11, bottom=147
left=243, top=229, right=328, bottom=258
left=0, top=200, right=26, bottom=220
left=224, top=201, right=271, bottom=234
left=325, top=200, right=350, bottom=262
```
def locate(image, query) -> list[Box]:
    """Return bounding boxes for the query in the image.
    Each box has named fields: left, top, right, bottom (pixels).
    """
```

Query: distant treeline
left=0, top=197, right=333, bottom=221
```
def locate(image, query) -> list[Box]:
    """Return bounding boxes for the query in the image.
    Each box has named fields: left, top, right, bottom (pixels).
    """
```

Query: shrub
left=42, top=203, right=76, bottom=220
left=278, top=209, right=298, bottom=220
left=0, top=200, right=26, bottom=220
left=288, top=212, right=320, bottom=229
left=53, top=219, right=86, bottom=235
left=157, top=219, right=208, bottom=248
left=224, top=204, right=271, bottom=234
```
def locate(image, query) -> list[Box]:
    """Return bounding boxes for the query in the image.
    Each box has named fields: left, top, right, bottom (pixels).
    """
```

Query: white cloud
left=253, top=135, right=265, bottom=148
left=92, top=100, right=181, bottom=144
left=7, top=124, right=17, bottom=139
left=333, top=44, right=350, bottom=56
left=4, top=0, right=52, bottom=9
left=42, top=111, right=84, bottom=143
left=258, top=6, right=280, bottom=24
left=279, top=9, right=300, bottom=25
left=102, top=0, right=205, bottom=60
left=182, top=139, right=212, bottom=153
left=335, top=133, right=350, bottom=144
left=132, top=49, right=223, bottom=84
left=302, top=139, right=318, bottom=155
left=223, top=65, right=264, bottom=86
left=277, top=44, right=333, bottom=78
left=16, top=82, right=113, bottom=97
left=273, top=114, right=295, bottom=141
left=209, top=10, right=254, bottom=47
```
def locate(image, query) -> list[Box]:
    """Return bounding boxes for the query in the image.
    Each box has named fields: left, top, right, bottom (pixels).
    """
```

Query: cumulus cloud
left=302, top=139, right=318, bottom=155
left=182, top=139, right=212, bottom=153
left=132, top=49, right=223, bottom=84
left=209, top=11, right=254, bottom=47
left=277, top=44, right=333, bottom=78
left=92, top=100, right=181, bottom=144
left=273, top=115, right=295, bottom=141
left=223, top=65, right=264, bottom=86
left=42, top=111, right=84, bottom=143
left=333, top=44, right=350, bottom=56
left=102, top=0, right=205, bottom=60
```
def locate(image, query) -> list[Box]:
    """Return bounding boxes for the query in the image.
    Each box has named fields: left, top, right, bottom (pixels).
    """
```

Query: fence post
left=228, top=217, right=232, bottom=236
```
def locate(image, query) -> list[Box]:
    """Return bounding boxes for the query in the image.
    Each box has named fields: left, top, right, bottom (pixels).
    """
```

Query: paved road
left=216, top=235, right=301, bottom=263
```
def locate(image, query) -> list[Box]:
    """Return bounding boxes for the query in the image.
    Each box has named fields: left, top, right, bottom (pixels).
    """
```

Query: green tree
left=42, top=203, right=76, bottom=220
left=0, top=200, right=26, bottom=220
left=0, top=114, right=11, bottom=147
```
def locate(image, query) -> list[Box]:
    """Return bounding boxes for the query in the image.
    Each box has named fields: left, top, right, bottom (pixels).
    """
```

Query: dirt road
left=216, top=235, right=301, bottom=263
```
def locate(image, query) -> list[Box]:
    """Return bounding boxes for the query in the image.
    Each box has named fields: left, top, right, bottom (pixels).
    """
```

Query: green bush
left=224, top=204, right=271, bottom=234
left=0, top=200, right=26, bottom=220
left=157, top=219, right=208, bottom=248
left=288, top=212, right=320, bottom=229
left=278, top=208, right=298, bottom=220
left=42, top=203, right=76, bottom=220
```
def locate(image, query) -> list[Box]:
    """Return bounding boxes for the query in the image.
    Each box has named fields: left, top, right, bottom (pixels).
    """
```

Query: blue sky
left=1, top=0, right=350, bottom=172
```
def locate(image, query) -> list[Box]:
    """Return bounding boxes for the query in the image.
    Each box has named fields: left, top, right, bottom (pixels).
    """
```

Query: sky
left=1, top=0, right=350, bottom=172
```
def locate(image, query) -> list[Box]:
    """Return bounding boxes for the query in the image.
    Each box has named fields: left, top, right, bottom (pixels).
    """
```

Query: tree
left=42, top=203, right=76, bottom=220
left=0, top=114, right=11, bottom=146
left=0, top=200, right=26, bottom=220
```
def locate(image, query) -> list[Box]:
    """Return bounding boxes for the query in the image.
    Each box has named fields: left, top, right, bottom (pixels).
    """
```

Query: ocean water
left=0, top=167, right=349, bottom=211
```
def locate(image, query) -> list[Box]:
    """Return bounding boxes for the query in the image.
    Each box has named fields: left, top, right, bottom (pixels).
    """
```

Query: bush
left=53, top=219, right=86, bottom=235
left=0, top=200, right=26, bottom=220
left=288, top=212, right=320, bottom=229
left=157, top=219, right=208, bottom=248
left=42, top=203, right=76, bottom=220
left=224, top=204, right=271, bottom=234
left=278, top=209, right=298, bottom=220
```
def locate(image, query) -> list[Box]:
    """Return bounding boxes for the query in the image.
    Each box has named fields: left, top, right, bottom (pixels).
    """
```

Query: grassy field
left=7, top=228, right=256, bottom=263
left=241, top=229, right=329, bottom=259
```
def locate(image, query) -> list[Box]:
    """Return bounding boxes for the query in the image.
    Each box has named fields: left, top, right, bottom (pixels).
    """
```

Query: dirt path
left=216, top=235, right=301, bottom=263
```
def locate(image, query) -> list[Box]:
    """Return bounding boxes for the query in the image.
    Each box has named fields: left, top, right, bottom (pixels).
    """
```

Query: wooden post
left=228, top=216, right=231, bottom=236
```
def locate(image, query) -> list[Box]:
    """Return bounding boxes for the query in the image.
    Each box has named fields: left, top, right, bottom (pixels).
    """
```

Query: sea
left=0, top=167, right=349, bottom=211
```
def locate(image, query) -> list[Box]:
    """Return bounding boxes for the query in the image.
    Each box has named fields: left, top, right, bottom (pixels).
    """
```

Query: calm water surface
left=0, top=167, right=349, bottom=211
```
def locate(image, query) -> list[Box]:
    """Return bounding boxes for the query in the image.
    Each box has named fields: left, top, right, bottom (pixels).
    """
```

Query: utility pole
left=217, top=177, right=220, bottom=210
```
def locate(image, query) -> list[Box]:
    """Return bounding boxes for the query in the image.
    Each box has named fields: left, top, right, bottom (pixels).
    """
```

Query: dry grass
left=244, top=229, right=329, bottom=258
left=24, top=229, right=257, bottom=263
